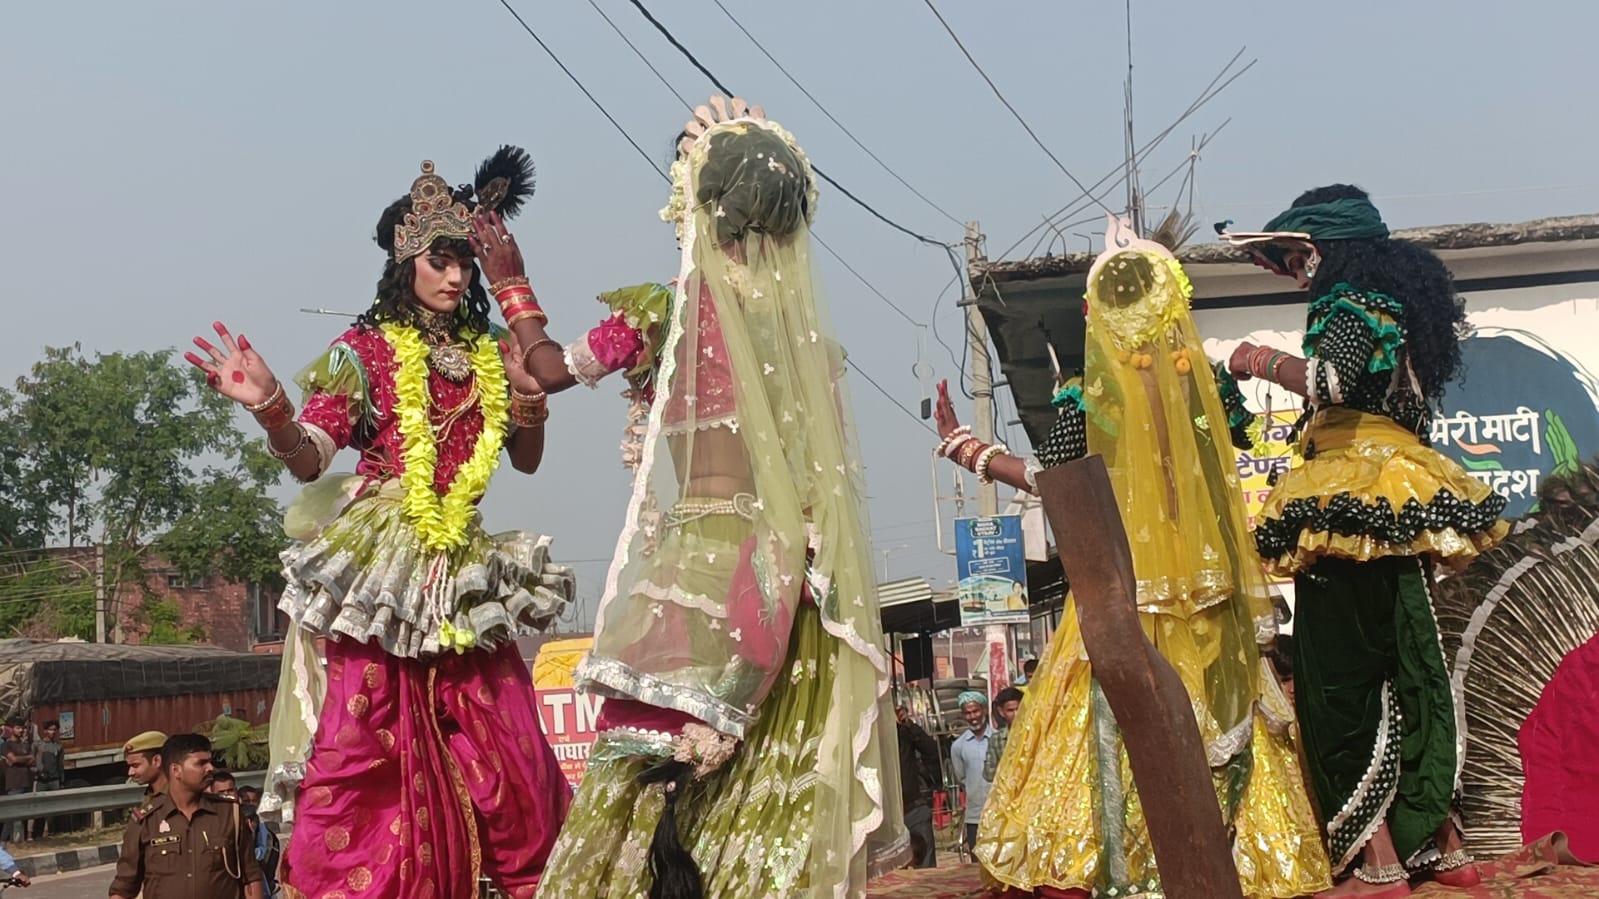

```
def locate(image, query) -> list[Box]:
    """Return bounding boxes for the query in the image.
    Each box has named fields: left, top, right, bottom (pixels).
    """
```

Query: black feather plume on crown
left=474, top=145, right=536, bottom=220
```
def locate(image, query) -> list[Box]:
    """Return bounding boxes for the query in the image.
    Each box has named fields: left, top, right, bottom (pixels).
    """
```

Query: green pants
left=1293, top=556, right=1458, bottom=872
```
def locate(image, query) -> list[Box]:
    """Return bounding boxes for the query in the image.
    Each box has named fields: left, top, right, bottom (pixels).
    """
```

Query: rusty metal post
left=1035, top=457, right=1244, bottom=899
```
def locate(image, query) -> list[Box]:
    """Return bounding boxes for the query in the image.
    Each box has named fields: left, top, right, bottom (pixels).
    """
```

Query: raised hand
left=934, top=379, right=963, bottom=439
left=500, top=335, right=543, bottom=397
left=470, top=209, right=525, bottom=287
left=183, top=321, right=278, bottom=407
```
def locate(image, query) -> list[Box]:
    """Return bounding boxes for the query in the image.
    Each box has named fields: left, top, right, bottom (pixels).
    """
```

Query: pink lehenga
left=261, top=320, right=574, bottom=899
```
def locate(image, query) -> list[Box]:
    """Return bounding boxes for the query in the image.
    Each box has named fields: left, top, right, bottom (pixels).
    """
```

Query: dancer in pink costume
left=186, top=148, right=573, bottom=899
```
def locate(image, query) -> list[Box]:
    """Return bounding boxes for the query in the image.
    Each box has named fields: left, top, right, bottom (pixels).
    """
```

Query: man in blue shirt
left=948, top=690, right=994, bottom=852
left=0, top=843, right=30, bottom=887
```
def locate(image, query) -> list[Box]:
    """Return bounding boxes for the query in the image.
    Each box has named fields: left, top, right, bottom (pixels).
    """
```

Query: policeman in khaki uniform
left=109, top=733, right=264, bottom=899
left=123, top=730, right=169, bottom=797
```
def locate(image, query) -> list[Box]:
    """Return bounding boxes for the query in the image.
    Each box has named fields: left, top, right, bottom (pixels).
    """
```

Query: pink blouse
left=567, top=281, right=737, bottom=430
left=298, top=326, right=491, bottom=495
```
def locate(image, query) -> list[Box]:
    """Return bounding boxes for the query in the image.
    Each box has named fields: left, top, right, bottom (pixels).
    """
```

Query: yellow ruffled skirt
left=973, top=597, right=1331, bottom=898
left=1254, top=407, right=1509, bottom=577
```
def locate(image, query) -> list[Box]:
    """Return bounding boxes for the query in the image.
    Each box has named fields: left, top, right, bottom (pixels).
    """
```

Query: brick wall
left=42, top=547, right=283, bottom=652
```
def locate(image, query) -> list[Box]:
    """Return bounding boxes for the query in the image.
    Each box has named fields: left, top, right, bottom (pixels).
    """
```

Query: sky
left=4, top=1, right=1597, bottom=630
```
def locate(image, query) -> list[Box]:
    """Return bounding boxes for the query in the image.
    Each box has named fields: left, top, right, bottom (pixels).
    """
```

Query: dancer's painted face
left=1281, top=247, right=1315, bottom=290
left=412, top=248, right=472, bottom=314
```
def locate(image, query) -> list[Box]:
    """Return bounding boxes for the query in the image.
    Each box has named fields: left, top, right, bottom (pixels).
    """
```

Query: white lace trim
left=1416, top=559, right=1468, bottom=794
left=564, top=338, right=609, bottom=389
left=1330, top=680, right=1400, bottom=874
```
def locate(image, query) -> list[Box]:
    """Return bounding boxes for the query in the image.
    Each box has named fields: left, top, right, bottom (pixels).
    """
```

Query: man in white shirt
left=948, top=690, right=994, bottom=852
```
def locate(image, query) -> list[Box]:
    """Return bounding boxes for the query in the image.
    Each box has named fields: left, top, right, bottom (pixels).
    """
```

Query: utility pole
left=94, top=543, right=106, bottom=644
left=964, top=221, right=1012, bottom=703
left=963, top=221, right=998, bottom=517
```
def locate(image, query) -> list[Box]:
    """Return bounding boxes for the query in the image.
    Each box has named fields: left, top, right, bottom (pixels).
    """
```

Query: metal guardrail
left=0, top=770, right=264, bottom=819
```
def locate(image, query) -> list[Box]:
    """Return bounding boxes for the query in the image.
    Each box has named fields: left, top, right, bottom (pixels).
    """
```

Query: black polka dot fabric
left=1306, top=290, right=1429, bottom=437
left=1255, top=489, right=1508, bottom=561
left=1037, top=402, right=1088, bottom=468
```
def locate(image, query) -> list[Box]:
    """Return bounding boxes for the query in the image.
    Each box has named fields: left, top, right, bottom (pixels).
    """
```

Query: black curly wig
left=1290, top=184, right=1468, bottom=401
left=359, top=191, right=492, bottom=339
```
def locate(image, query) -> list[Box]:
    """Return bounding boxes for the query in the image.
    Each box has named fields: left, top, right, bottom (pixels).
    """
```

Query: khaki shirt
left=109, top=791, right=263, bottom=899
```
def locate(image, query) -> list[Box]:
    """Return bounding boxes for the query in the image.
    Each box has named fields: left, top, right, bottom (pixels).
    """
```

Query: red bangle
left=957, top=440, right=986, bottom=471
left=501, top=301, right=547, bottom=326
left=253, top=396, right=296, bottom=433
left=495, top=286, right=535, bottom=303
left=1248, top=346, right=1273, bottom=379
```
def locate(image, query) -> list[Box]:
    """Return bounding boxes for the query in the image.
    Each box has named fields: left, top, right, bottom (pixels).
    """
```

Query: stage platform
left=866, top=834, right=1596, bottom=898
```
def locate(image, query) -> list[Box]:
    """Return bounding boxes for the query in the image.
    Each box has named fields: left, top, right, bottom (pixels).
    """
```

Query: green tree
left=198, top=714, right=270, bottom=770
left=140, top=597, right=207, bottom=644
left=4, top=345, right=289, bottom=641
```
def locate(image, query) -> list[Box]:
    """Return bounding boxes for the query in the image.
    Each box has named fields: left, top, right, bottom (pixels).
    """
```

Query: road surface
left=13, top=863, right=114, bottom=899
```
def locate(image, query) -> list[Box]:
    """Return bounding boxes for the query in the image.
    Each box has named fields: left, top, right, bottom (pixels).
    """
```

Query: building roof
left=969, top=213, right=1599, bottom=445
left=974, top=214, right=1599, bottom=284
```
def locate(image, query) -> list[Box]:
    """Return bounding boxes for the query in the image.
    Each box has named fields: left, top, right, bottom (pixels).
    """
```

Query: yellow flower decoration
left=380, top=323, right=509, bottom=552
left=1245, top=417, right=1269, bottom=457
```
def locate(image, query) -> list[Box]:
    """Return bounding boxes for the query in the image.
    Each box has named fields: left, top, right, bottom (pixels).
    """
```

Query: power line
left=582, top=0, right=691, bottom=110
left=810, top=232, right=922, bottom=327
left=709, top=0, right=963, bottom=228
left=623, top=0, right=952, bottom=248
left=494, top=0, right=668, bottom=182
left=994, top=50, right=1255, bottom=261
left=920, top=0, right=1114, bottom=217
left=493, top=0, right=937, bottom=436
left=846, top=359, right=935, bottom=435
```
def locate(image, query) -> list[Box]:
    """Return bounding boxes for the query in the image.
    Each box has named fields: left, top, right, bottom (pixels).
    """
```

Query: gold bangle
left=243, top=381, right=286, bottom=413
left=489, top=276, right=531, bottom=294
left=505, top=309, right=549, bottom=327
left=267, top=425, right=309, bottom=460
left=521, top=338, right=561, bottom=373
left=253, top=399, right=296, bottom=433
left=976, top=444, right=1010, bottom=484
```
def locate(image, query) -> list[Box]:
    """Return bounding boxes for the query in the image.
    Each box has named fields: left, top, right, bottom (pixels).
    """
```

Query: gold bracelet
left=490, top=276, right=531, bottom=294
left=505, top=309, right=549, bottom=327
left=521, top=338, right=561, bottom=373
left=509, top=388, right=549, bottom=428
left=243, top=381, right=286, bottom=413
left=976, top=444, right=1010, bottom=484
left=253, top=397, right=296, bottom=433
left=267, top=425, right=309, bottom=460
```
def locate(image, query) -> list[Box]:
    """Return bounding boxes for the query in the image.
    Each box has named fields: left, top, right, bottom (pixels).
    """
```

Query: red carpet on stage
left=866, top=833, right=1596, bottom=898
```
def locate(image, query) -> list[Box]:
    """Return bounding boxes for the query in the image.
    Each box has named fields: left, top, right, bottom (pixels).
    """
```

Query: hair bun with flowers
left=661, top=96, right=818, bottom=244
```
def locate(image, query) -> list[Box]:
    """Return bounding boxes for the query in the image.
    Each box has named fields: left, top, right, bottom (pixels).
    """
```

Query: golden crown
left=392, top=161, right=474, bottom=262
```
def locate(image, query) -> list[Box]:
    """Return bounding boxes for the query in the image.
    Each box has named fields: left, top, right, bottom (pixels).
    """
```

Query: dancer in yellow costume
left=932, top=228, right=1329, bottom=898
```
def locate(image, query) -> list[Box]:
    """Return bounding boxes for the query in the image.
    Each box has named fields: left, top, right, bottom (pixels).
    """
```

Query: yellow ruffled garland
left=379, top=323, right=508, bottom=552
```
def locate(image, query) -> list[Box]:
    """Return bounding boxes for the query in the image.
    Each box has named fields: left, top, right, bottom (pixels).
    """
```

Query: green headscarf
left=1262, top=197, right=1390, bottom=241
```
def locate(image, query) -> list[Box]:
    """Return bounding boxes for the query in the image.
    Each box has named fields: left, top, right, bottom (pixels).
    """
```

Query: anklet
left=1433, top=849, right=1473, bottom=871
left=1352, top=862, right=1408, bottom=884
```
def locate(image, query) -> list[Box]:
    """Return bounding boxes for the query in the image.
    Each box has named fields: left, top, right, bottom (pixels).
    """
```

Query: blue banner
left=955, top=515, right=1031, bottom=626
